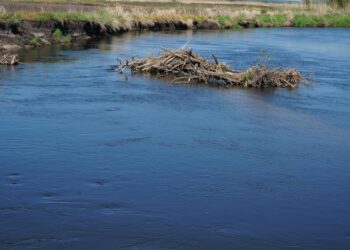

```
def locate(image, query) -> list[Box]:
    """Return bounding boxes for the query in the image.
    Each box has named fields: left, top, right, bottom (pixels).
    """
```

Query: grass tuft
left=30, top=36, right=41, bottom=46
left=53, top=28, right=63, bottom=38
left=52, top=28, right=72, bottom=42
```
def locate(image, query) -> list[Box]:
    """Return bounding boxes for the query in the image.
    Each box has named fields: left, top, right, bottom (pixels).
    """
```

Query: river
left=0, top=28, right=350, bottom=249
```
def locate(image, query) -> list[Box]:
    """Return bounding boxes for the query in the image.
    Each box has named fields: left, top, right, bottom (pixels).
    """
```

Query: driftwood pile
left=116, top=48, right=303, bottom=88
left=0, top=53, right=19, bottom=65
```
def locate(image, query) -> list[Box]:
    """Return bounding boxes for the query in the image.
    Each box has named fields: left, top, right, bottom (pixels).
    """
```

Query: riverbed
left=1, top=28, right=350, bottom=249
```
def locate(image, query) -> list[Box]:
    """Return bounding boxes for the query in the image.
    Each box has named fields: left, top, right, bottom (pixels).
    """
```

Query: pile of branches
left=0, top=53, right=19, bottom=65
left=116, top=48, right=303, bottom=88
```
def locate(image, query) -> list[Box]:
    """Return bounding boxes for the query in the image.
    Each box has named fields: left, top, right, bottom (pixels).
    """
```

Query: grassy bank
left=1, top=1, right=349, bottom=63
left=1, top=2, right=350, bottom=29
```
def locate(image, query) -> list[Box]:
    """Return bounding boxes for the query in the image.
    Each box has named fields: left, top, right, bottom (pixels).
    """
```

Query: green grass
left=53, top=28, right=72, bottom=42
left=324, top=13, right=350, bottom=26
left=53, top=28, right=63, bottom=38
left=256, top=14, right=288, bottom=27
left=1, top=3, right=350, bottom=31
left=37, top=9, right=126, bottom=26
left=62, top=34, right=72, bottom=42
left=293, top=14, right=325, bottom=27
left=216, top=15, right=231, bottom=26
left=291, top=14, right=350, bottom=27
left=30, top=36, right=41, bottom=45
left=215, top=15, right=243, bottom=29
left=0, top=10, right=22, bottom=24
left=216, top=15, right=234, bottom=28
left=35, top=12, right=88, bottom=22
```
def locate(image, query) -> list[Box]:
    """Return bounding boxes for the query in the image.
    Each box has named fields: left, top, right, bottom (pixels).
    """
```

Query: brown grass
left=1, top=1, right=349, bottom=28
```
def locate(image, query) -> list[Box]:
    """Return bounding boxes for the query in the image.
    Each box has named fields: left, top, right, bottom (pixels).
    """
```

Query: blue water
left=0, top=28, right=350, bottom=249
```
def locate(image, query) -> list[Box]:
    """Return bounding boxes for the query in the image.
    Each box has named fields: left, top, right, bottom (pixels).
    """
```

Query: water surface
left=1, top=28, right=350, bottom=249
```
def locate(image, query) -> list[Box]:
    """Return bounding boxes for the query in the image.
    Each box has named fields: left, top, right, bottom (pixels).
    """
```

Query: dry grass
left=0, top=1, right=349, bottom=28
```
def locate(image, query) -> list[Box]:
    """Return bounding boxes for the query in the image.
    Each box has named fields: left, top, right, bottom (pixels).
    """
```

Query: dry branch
left=0, top=53, right=19, bottom=65
left=116, top=48, right=303, bottom=88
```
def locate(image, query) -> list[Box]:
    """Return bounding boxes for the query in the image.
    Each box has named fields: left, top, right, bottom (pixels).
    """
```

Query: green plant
left=53, top=28, right=63, bottom=39
left=52, top=28, right=72, bottom=42
left=324, top=13, right=350, bottom=26
left=256, top=14, right=288, bottom=27
left=216, top=15, right=230, bottom=25
left=0, top=7, right=22, bottom=24
left=30, top=36, right=41, bottom=46
left=255, top=49, right=272, bottom=66
left=62, top=34, right=72, bottom=42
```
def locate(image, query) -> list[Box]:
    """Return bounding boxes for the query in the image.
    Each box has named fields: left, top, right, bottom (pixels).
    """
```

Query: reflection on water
left=1, top=28, right=350, bottom=249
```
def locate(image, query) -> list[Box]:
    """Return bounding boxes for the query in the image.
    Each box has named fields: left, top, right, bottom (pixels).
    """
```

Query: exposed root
left=116, top=48, right=303, bottom=88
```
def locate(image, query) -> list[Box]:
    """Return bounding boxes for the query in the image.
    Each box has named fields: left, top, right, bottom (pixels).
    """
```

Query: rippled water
left=1, top=29, right=350, bottom=249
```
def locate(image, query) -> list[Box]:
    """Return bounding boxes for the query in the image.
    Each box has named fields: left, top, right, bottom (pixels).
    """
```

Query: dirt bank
left=0, top=18, right=259, bottom=64
left=0, top=19, right=122, bottom=63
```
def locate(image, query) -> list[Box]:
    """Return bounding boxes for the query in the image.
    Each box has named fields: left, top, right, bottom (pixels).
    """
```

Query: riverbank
left=1, top=1, right=350, bottom=63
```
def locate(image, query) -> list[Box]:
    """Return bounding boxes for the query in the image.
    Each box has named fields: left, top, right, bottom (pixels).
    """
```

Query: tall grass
left=256, top=13, right=288, bottom=27
left=0, top=3, right=349, bottom=29
left=0, top=6, right=21, bottom=24
left=329, top=0, right=350, bottom=9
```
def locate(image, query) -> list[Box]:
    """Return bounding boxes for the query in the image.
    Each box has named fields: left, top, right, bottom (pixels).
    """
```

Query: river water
left=0, top=28, right=350, bottom=249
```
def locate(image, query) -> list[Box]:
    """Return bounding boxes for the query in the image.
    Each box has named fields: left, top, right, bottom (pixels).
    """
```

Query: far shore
left=1, top=0, right=350, bottom=62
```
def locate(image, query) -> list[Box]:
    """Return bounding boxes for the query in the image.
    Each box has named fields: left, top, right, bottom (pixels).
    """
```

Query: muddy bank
left=0, top=20, right=117, bottom=49
left=0, top=20, right=121, bottom=64
left=0, top=18, right=258, bottom=64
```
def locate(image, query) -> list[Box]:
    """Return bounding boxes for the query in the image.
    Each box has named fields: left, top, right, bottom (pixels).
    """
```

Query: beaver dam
left=116, top=48, right=303, bottom=88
